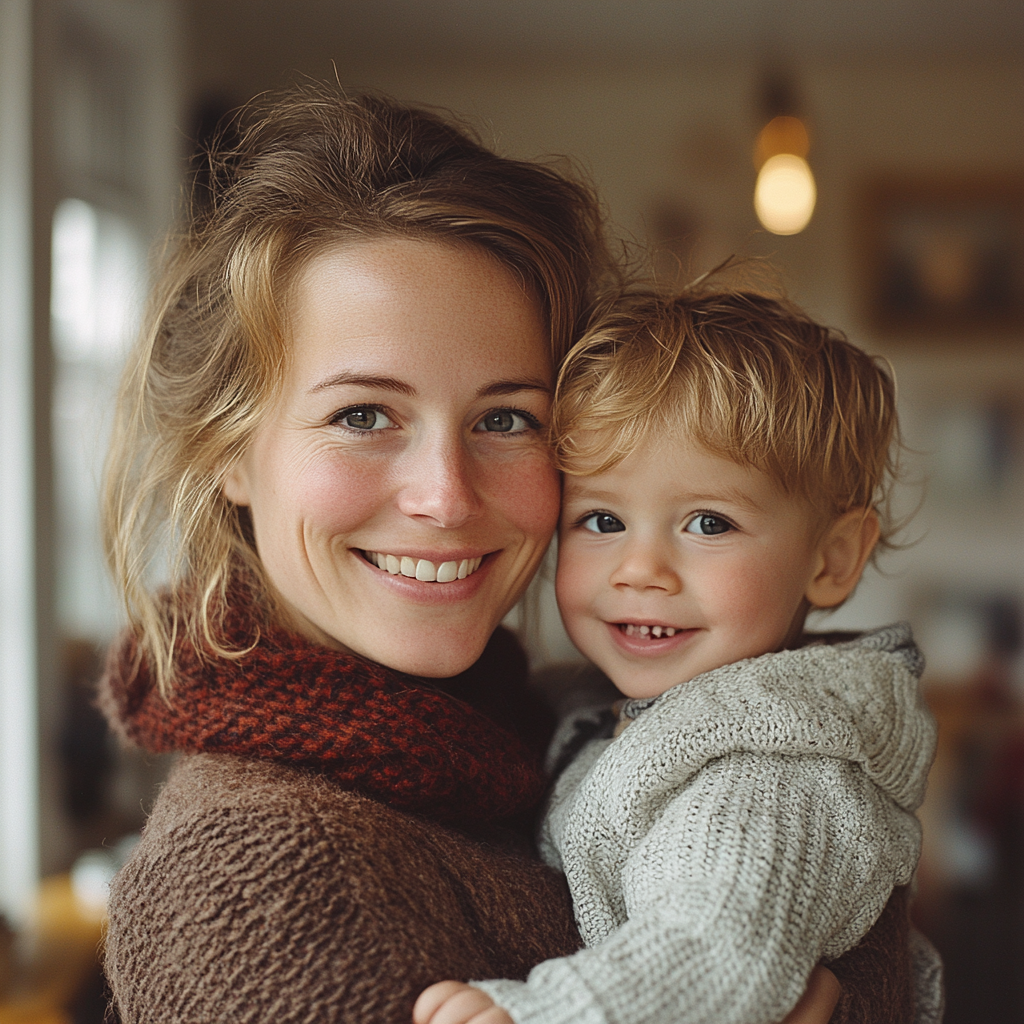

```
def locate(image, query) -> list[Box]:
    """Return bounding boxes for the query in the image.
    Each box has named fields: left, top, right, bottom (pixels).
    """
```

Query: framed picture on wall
left=859, top=175, right=1024, bottom=335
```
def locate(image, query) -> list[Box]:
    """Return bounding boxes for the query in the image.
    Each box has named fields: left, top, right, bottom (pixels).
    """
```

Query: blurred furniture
left=916, top=677, right=1024, bottom=1024
left=0, top=876, right=104, bottom=1024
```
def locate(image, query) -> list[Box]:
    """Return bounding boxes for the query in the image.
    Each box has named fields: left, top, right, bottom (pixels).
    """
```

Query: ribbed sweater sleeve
left=476, top=750, right=920, bottom=1024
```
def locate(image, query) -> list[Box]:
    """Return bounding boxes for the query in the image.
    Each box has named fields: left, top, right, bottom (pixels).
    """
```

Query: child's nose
left=609, top=539, right=682, bottom=594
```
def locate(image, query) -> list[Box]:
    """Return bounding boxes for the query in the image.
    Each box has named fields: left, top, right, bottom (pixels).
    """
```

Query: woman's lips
left=607, top=620, right=698, bottom=655
left=361, top=550, right=484, bottom=583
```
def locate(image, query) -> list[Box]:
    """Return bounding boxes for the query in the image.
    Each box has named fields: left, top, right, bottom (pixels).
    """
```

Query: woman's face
left=223, top=237, right=559, bottom=677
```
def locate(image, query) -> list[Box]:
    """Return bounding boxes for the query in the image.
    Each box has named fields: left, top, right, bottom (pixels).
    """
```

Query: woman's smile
left=222, top=237, right=560, bottom=676
left=359, top=549, right=486, bottom=583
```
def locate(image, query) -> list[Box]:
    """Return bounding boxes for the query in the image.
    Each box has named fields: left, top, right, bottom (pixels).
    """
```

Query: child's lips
left=606, top=620, right=698, bottom=656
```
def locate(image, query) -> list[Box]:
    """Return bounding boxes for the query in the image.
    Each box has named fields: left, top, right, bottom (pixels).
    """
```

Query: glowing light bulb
left=754, top=154, right=817, bottom=235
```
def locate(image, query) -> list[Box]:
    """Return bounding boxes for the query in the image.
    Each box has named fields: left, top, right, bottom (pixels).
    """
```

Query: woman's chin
left=267, top=582, right=498, bottom=677
left=314, top=616, right=496, bottom=679
left=363, top=636, right=491, bottom=679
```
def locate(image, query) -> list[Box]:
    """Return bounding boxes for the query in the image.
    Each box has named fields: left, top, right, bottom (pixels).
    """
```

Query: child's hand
left=413, top=967, right=835, bottom=1024
left=780, top=965, right=840, bottom=1024
left=413, top=981, right=515, bottom=1024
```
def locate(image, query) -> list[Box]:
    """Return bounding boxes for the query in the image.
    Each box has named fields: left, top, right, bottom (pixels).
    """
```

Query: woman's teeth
left=364, top=551, right=483, bottom=583
left=621, top=623, right=677, bottom=638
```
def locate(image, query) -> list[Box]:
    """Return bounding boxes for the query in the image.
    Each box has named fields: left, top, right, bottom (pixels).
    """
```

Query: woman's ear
left=221, top=462, right=251, bottom=507
left=805, top=509, right=880, bottom=609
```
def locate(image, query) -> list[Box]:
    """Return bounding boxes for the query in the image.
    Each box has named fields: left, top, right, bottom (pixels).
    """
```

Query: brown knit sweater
left=101, top=614, right=916, bottom=1023
left=104, top=754, right=582, bottom=1023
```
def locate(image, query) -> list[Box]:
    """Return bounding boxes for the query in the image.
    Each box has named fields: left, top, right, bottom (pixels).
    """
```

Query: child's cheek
left=554, top=538, right=596, bottom=632
left=706, top=557, right=806, bottom=652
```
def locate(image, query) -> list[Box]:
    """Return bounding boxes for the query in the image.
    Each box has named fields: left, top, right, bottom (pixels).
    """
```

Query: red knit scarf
left=100, top=594, right=547, bottom=826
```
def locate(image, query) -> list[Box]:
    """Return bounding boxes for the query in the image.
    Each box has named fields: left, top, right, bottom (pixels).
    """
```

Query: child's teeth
left=622, top=623, right=679, bottom=639
left=367, top=552, right=482, bottom=583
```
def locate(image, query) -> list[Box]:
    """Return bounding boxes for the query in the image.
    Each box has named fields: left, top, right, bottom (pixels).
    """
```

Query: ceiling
left=192, top=0, right=1024, bottom=61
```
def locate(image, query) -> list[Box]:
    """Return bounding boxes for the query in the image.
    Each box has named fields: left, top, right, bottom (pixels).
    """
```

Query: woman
left=99, top=85, right=910, bottom=1023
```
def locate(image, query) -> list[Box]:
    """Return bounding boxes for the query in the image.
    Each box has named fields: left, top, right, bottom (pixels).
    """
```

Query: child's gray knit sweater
left=475, top=624, right=939, bottom=1024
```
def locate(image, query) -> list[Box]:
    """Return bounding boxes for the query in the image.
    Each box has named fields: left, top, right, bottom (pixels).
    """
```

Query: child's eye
left=684, top=513, right=732, bottom=536
left=332, top=406, right=395, bottom=431
left=473, top=408, right=541, bottom=434
left=582, top=512, right=626, bottom=534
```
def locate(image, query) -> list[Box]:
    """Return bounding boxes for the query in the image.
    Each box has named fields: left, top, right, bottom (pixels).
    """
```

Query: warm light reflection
left=754, top=115, right=810, bottom=169
left=754, top=154, right=817, bottom=236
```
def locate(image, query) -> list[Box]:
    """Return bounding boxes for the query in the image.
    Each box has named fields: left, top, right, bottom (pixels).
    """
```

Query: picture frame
left=859, top=175, right=1024, bottom=336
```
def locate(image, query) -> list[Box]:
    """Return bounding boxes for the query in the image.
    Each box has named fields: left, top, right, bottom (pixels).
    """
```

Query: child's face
left=556, top=438, right=828, bottom=699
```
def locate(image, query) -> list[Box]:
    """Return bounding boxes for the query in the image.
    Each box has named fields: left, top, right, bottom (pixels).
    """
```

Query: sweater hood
left=615, top=622, right=936, bottom=813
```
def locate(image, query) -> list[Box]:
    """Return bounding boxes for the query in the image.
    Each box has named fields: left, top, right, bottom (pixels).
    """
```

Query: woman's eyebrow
left=308, top=374, right=550, bottom=398
left=476, top=379, right=551, bottom=398
left=308, top=372, right=416, bottom=395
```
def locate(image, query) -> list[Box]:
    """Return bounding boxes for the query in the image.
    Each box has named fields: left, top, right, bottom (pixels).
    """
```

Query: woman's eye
left=582, top=513, right=626, bottom=534
left=474, top=408, right=539, bottom=434
left=684, top=514, right=732, bottom=536
left=334, top=407, right=394, bottom=431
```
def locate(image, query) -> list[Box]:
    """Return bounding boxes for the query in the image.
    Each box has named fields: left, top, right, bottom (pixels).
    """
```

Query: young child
left=415, top=288, right=941, bottom=1024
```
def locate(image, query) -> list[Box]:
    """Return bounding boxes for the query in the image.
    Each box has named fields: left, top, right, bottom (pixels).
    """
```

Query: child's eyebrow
left=563, top=483, right=767, bottom=516
left=681, top=489, right=767, bottom=515
left=561, top=483, right=621, bottom=504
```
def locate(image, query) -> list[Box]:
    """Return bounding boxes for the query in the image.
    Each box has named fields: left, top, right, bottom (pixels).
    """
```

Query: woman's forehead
left=284, top=237, right=552, bottom=389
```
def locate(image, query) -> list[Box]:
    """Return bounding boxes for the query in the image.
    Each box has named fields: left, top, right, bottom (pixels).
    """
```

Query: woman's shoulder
left=140, top=752, right=459, bottom=859
left=132, top=753, right=564, bottom=892
left=106, top=755, right=581, bottom=1024
left=106, top=755, right=401, bottom=1022
left=154, top=752, right=367, bottom=811
left=142, top=753, right=362, bottom=834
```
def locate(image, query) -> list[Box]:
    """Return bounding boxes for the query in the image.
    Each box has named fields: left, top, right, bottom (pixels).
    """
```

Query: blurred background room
left=1, top=0, right=1022, bottom=1020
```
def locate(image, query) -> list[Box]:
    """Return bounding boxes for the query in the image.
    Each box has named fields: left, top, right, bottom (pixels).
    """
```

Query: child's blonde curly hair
left=552, top=284, right=903, bottom=547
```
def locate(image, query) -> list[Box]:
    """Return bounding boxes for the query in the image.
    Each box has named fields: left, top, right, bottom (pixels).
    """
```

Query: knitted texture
left=99, top=597, right=577, bottom=1024
left=476, top=624, right=940, bottom=1024
left=100, top=598, right=546, bottom=826
left=103, top=755, right=582, bottom=1024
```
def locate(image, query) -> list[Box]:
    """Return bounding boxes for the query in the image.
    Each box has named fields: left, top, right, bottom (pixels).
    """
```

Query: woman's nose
left=608, top=538, right=682, bottom=594
left=395, top=434, right=482, bottom=529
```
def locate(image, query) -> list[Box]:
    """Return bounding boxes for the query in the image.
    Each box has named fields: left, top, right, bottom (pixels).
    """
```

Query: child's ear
left=805, top=509, right=880, bottom=609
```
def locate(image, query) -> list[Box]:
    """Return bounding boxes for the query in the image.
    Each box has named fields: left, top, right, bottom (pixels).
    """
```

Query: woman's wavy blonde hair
left=105, top=83, right=615, bottom=695
left=552, top=282, right=903, bottom=546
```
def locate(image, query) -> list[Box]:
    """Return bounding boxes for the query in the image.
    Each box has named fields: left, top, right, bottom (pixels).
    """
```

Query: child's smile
left=610, top=621, right=696, bottom=653
left=556, top=438, right=829, bottom=699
